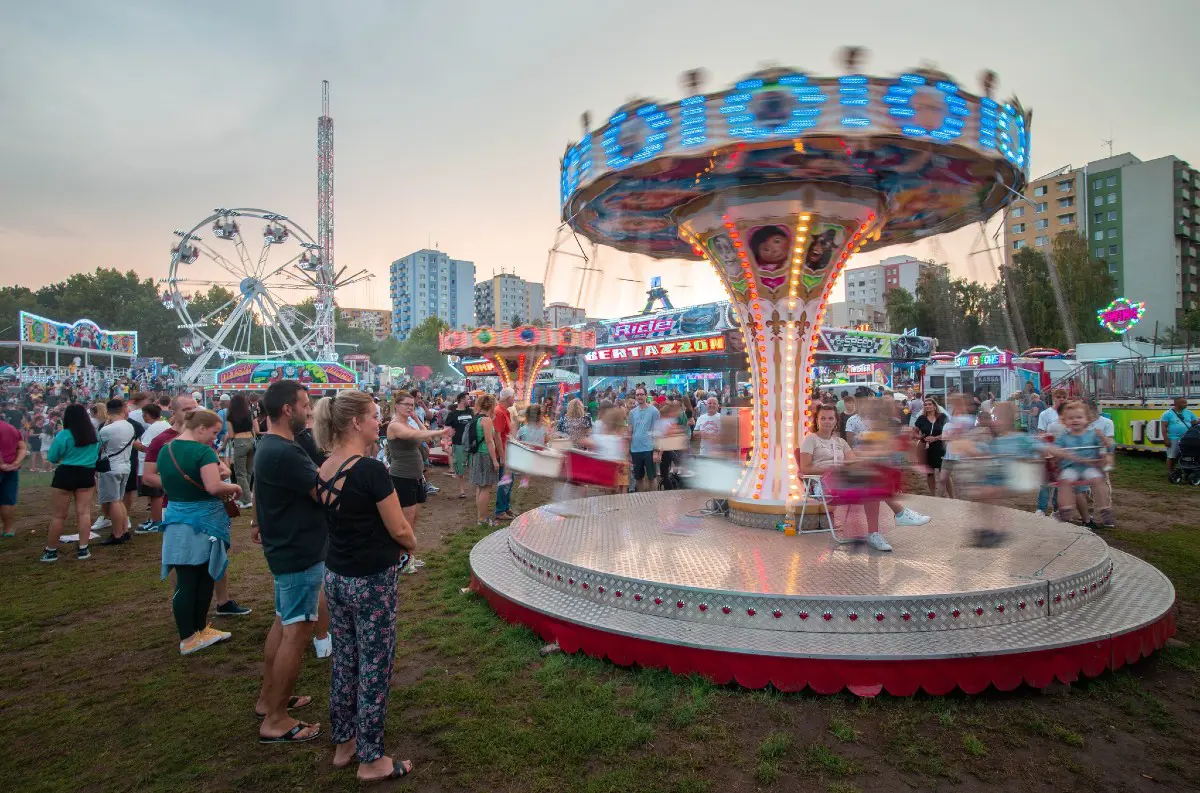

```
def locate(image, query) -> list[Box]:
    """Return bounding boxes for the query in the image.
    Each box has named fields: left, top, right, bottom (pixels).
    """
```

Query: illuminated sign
left=561, top=75, right=1029, bottom=208
left=19, top=311, right=138, bottom=356
left=216, top=360, right=358, bottom=389
left=952, top=345, right=1011, bottom=368
left=463, top=360, right=497, bottom=375
left=585, top=334, right=726, bottom=362
left=1097, top=297, right=1145, bottom=334
left=611, top=317, right=676, bottom=340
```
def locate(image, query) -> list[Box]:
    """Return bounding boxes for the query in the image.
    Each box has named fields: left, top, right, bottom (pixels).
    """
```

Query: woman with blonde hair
left=313, top=390, right=416, bottom=782
left=89, top=401, right=108, bottom=432
left=157, top=408, right=243, bottom=655
left=554, top=397, right=593, bottom=448
left=466, top=393, right=501, bottom=525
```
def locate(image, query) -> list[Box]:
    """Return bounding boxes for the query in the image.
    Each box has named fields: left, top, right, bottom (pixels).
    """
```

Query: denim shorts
left=274, top=561, right=325, bottom=625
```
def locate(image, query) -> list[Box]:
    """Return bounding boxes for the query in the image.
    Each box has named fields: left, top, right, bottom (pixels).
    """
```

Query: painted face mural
left=803, top=227, right=842, bottom=272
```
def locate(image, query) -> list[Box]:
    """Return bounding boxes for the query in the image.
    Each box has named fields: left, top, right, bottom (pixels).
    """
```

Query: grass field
left=1, top=455, right=1199, bottom=792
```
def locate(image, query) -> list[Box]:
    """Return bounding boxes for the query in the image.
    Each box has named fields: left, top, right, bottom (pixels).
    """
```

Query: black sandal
left=258, top=721, right=321, bottom=744
left=255, top=695, right=312, bottom=718
left=359, top=759, right=413, bottom=784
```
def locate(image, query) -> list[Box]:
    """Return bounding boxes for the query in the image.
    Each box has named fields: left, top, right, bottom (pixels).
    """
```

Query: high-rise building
left=474, top=273, right=545, bottom=326
left=1003, top=165, right=1086, bottom=262
left=390, top=249, right=475, bottom=340
left=545, top=302, right=588, bottom=327
left=338, top=307, right=392, bottom=342
left=842, top=255, right=940, bottom=309
left=1084, top=153, right=1199, bottom=330
left=1003, top=154, right=1200, bottom=332
left=825, top=301, right=888, bottom=330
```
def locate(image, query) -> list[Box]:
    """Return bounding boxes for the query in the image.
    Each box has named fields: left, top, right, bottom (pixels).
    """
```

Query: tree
left=375, top=336, right=404, bottom=366
left=884, top=287, right=918, bottom=334
left=1050, top=232, right=1116, bottom=345
left=510, top=313, right=524, bottom=328
left=0, top=287, right=41, bottom=341
left=396, top=315, right=452, bottom=374
left=1005, top=234, right=1115, bottom=350
left=29, top=268, right=179, bottom=359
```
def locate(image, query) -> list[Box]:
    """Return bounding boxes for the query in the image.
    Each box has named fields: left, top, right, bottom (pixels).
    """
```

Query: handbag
left=95, top=434, right=133, bottom=474
left=166, top=441, right=240, bottom=518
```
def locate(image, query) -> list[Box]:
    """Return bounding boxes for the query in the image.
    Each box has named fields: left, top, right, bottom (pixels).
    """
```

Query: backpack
left=467, top=415, right=485, bottom=455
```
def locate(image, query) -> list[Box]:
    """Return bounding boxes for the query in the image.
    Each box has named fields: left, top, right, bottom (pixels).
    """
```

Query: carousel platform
left=469, top=492, right=1176, bottom=695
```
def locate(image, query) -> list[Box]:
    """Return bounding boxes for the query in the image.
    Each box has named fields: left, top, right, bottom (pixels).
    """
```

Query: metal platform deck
left=470, top=492, right=1176, bottom=693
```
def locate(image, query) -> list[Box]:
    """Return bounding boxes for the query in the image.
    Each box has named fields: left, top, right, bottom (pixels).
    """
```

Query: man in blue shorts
left=628, top=387, right=660, bottom=492
left=253, top=380, right=324, bottom=744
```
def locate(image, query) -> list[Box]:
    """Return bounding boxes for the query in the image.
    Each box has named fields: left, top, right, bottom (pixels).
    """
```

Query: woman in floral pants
left=314, top=390, right=417, bottom=783
left=325, top=566, right=400, bottom=762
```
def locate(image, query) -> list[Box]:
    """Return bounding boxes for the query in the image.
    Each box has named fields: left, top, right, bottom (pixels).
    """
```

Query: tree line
left=884, top=232, right=1125, bottom=353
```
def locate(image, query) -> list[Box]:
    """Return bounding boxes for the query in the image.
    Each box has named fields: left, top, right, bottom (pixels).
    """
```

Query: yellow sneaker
left=200, top=624, right=232, bottom=644
left=180, top=631, right=220, bottom=655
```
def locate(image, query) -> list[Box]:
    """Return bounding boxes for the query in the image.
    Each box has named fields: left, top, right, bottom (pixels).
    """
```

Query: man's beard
left=290, top=415, right=307, bottom=435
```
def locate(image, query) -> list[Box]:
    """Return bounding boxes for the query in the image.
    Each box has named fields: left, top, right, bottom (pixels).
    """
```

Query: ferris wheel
left=166, top=207, right=333, bottom=383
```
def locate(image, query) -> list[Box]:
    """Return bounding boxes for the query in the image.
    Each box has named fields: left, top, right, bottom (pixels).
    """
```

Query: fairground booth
left=457, top=299, right=936, bottom=403
left=3, top=311, right=139, bottom=376
left=922, top=345, right=1077, bottom=400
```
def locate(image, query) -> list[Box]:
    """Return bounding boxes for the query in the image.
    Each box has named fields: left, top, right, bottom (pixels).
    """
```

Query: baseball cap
left=191, top=391, right=202, bottom=401
left=219, top=394, right=231, bottom=403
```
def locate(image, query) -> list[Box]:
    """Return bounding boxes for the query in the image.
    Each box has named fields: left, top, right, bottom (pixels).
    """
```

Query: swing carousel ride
left=468, top=56, right=1176, bottom=694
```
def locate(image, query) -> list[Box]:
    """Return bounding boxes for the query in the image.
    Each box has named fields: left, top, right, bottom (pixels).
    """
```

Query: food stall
left=922, top=345, right=1075, bottom=400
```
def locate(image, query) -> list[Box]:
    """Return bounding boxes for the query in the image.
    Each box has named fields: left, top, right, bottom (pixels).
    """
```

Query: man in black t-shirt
left=252, top=380, right=324, bottom=744
left=444, top=391, right=473, bottom=498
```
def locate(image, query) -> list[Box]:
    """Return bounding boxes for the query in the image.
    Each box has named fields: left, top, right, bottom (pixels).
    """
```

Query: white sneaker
left=91, top=516, right=112, bottom=530
left=867, top=532, right=893, bottom=552
left=126, top=518, right=132, bottom=530
left=893, top=508, right=931, bottom=527
left=313, top=635, right=332, bottom=659
left=237, top=501, right=253, bottom=510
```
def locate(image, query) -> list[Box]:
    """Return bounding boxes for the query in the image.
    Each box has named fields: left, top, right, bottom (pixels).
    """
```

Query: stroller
left=1170, top=423, right=1200, bottom=485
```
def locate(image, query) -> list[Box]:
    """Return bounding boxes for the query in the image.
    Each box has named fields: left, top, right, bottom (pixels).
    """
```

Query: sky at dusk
left=2, top=0, right=1198, bottom=320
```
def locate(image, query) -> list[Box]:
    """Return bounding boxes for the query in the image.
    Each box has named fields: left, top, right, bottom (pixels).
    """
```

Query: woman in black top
left=913, top=397, right=949, bottom=496
left=224, top=393, right=256, bottom=507
left=313, top=390, right=415, bottom=784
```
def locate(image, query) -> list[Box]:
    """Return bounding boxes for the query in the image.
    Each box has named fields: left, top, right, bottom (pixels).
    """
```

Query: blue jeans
left=495, top=465, right=512, bottom=515
left=1037, top=484, right=1056, bottom=513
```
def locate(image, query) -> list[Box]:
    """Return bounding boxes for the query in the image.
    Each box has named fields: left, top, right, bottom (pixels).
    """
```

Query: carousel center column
left=674, top=183, right=885, bottom=527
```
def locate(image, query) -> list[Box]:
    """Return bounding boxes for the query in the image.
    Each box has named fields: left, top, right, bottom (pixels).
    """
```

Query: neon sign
left=611, top=317, right=676, bottom=340
left=216, top=360, right=357, bottom=388
left=1097, top=297, right=1145, bottom=334
left=463, top=360, right=497, bottom=375
left=585, top=334, right=726, bottom=362
left=953, top=345, right=1010, bottom=368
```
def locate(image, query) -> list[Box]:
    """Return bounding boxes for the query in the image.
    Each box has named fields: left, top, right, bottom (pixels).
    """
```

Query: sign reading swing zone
left=1097, top=297, right=1145, bottom=335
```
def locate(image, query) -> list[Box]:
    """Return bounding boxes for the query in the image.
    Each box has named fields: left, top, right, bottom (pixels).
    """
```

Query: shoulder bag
left=95, top=433, right=134, bottom=474
left=166, top=441, right=240, bottom=518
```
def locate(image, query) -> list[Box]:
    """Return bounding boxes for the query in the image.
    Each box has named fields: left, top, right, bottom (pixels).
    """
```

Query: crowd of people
left=821, top=384, right=1132, bottom=531
left=5, top=364, right=1200, bottom=782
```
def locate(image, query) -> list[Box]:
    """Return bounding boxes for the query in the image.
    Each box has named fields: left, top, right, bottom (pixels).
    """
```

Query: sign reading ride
left=585, top=334, right=726, bottom=362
